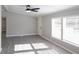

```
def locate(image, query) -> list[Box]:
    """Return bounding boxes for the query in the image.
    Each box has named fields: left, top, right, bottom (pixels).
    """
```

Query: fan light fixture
left=26, top=10, right=31, bottom=12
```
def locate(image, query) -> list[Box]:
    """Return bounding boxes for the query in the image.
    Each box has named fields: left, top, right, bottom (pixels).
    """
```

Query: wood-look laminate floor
left=1, top=33, right=71, bottom=54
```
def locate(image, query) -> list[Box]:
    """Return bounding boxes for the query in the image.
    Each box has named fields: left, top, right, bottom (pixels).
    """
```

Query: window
left=51, top=17, right=61, bottom=40
left=51, top=16, right=79, bottom=47
left=63, top=16, right=79, bottom=46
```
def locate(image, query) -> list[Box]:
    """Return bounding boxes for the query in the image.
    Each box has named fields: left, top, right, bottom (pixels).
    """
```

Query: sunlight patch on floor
left=32, top=43, right=48, bottom=49
left=14, top=44, right=33, bottom=51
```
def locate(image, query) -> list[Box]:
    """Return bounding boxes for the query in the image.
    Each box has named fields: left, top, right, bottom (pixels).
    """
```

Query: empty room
left=0, top=5, right=79, bottom=54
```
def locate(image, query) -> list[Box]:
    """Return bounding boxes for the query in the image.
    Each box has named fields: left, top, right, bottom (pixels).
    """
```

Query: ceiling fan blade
left=31, top=10, right=38, bottom=12
left=31, top=8, right=40, bottom=10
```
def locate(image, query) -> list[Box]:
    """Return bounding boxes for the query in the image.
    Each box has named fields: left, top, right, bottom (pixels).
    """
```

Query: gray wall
left=41, top=6, right=79, bottom=53
left=6, top=12, right=37, bottom=37
left=42, top=16, right=51, bottom=39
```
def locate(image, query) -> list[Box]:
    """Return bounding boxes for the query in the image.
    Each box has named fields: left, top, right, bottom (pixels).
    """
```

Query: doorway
left=1, top=16, right=7, bottom=53
left=2, top=17, right=6, bottom=37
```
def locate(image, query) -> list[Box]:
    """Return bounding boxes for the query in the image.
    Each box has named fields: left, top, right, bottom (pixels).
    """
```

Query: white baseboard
left=40, top=35, right=49, bottom=41
left=23, top=33, right=37, bottom=36
left=49, top=39, right=76, bottom=54
left=6, top=33, right=37, bottom=37
left=40, top=35, right=76, bottom=54
left=6, top=34, right=23, bottom=37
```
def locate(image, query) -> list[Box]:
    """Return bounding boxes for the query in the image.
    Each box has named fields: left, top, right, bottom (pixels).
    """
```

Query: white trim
left=6, top=34, right=23, bottom=37
left=0, top=6, right=2, bottom=54
left=41, top=35, right=49, bottom=41
left=6, top=33, right=37, bottom=37
left=41, top=35, right=77, bottom=54
left=23, top=33, right=38, bottom=36
left=0, top=48, right=2, bottom=53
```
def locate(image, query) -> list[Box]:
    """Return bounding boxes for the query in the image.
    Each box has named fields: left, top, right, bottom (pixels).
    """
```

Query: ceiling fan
left=25, top=5, right=40, bottom=12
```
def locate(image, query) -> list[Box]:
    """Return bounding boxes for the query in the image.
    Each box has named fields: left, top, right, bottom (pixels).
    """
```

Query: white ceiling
left=4, top=5, right=76, bottom=17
